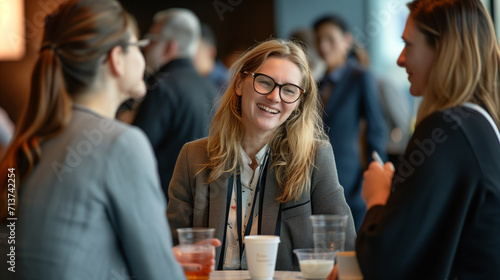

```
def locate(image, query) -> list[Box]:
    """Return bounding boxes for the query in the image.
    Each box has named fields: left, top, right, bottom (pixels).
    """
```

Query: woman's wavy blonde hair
left=409, top=0, right=500, bottom=129
left=205, top=38, right=327, bottom=203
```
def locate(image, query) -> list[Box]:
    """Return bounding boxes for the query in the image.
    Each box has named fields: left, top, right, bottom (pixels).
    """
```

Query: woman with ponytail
left=0, top=0, right=185, bottom=279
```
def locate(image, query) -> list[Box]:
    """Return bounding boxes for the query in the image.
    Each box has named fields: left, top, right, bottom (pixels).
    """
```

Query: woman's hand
left=362, top=161, right=394, bottom=210
left=173, top=238, right=221, bottom=273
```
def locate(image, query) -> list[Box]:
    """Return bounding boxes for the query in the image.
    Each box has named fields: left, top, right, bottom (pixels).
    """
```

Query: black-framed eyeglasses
left=242, top=71, right=305, bottom=104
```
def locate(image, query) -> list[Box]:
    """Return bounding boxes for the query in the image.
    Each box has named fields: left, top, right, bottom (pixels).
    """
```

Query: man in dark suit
left=133, top=8, right=219, bottom=201
left=314, top=14, right=388, bottom=230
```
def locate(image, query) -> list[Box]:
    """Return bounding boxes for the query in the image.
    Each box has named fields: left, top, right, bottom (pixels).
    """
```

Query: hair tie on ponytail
left=40, top=43, right=58, bottom=53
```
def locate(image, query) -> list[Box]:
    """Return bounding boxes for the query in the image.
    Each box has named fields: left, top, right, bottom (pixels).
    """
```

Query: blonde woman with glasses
left=167, top=38, right=356, bottom=271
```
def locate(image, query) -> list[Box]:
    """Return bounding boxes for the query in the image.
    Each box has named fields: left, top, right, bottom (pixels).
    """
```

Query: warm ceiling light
left=0, top=0, right=25, bottom=60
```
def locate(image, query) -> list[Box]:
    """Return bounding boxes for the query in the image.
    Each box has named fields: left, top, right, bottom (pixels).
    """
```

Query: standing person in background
left=132, top=8, right=219, bottom=201
left=314, top=14, right=388, bottom=230
left=289, top=28, right=326, bottom=80
left=193, top=23, right=230, bottom=94
left=0, top=0, right=186, bottom=279
left=337, top=0, right=500, bottom=279
left=167, top=38, right=356, bottom=272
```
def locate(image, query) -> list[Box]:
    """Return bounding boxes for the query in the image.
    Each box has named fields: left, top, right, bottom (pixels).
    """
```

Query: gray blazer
left=167, top=138, right=356, bottom=271
left=16, top=106, right=185, bottom=280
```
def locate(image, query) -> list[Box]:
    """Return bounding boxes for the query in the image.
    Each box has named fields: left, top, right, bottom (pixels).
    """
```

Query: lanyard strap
left=237, top=150, right=270, bottom=262
left=463, top=102, right=500, bottom=143
left=218, top=151, right=270, bottom=269
left=218, top=175, right=234, bottom=270
left=236, top=173, right=258, bottom=260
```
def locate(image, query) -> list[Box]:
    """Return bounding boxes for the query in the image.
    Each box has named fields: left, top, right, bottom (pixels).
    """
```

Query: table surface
left=210, top=270, right=302, bottom=279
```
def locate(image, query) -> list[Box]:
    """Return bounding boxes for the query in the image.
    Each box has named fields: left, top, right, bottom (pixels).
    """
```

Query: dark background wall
left=120, top=0, right=275, bottom=60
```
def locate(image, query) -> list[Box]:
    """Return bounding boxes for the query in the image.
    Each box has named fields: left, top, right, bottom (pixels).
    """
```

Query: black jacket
left=357, top=106, right=500, bottom=279
left=133, top=59, right=219, bottom=200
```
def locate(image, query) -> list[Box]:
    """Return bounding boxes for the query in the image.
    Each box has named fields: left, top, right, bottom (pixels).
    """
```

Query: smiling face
left=236, top=56, right=302, bottom=141
left=397, top=16, right=436, bottom=97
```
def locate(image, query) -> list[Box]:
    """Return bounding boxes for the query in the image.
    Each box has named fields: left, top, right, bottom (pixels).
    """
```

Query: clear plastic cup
left=293, top=248, right=337, bottom=279
left=310, top=215, right=348, bottom=251
left=176, top=227, right=215, bottom=245
left=177, top=244, right=213, bottom=280
left=176, top=228, right=215, bottom=280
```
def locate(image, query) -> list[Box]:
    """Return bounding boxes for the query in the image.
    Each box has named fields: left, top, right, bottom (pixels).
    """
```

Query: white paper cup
left=336, top=251, right=363, bottom=280
left=243, top=235, right=280, bottom=280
